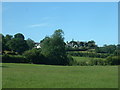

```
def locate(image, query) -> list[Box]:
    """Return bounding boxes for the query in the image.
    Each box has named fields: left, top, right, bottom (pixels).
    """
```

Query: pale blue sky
left=2, top=2, right=118, bottom=46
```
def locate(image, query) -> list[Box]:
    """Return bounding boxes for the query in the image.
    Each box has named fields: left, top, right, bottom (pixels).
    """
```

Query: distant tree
left=79, top=42, right=84, bottom=47
left=7, top=36, right=29, bottom=54
left=114, top=44, right=120, bottom=55
left=26, top=38, right=35, bottom=50
left=5, top=34, right=13, bottom=41
left=0, top=34, right=4, bottom=52
left=95, top=44, right=116, bottom=54
left=117, top=44, right=120, bottom=50
left=88, top=40, right=96, bottom=49
left=4, top=34, right=13, bottom=50
left=0, top=34, right=7, bottom=52
left=84, top=42, right=88, bottom=47
left=41, top=29, right=69, bottom=65
left=14, top=33, right=25, bottom=40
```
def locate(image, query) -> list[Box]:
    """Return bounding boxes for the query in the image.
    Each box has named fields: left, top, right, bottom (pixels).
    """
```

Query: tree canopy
left=14, top=33, right=25, bottom=40
left=7, top=38, right=29, bottom=54
left=41, top=29, right=69, bottom=65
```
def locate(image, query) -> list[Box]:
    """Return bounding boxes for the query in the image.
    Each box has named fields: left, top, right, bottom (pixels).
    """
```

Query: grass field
left=72, top=56, right=105, bottom=61
left=2, top=63, right=118, bottom=88
left=72, top=56, right=105, bottom=62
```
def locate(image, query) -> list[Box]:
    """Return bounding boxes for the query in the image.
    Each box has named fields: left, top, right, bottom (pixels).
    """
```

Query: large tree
left=7, top=38, right=29, bottom=54
left=7, top=33, right=29, bottom=54
left=41, top=29, right=69, bottom=65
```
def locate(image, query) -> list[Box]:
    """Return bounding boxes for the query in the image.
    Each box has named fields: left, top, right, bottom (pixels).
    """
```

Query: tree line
left=0, top=29, right=120, bottom=65
left=1, top=30, right=73, bottom=65
left=0, top=33, right=35, bottom=54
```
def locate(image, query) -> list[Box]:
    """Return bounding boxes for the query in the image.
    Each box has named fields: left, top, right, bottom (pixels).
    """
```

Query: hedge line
left=71, top=56, right=120, bottom=66
left=1, top=54, right=29, bottom=63
left=67, top=52, right=110, bottom=58
left=1, top=54, right=119, bottom=66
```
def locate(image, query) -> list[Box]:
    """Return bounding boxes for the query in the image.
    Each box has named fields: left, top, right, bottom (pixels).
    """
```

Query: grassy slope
left=2, top=63, right=118, bottom=88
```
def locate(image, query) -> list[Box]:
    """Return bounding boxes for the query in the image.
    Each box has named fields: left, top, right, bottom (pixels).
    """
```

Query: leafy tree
left=79, top=42, right=84, bottom=47
left=4, top=34, right=13, bottom=50
left=0, top=34, right=7, bottom=52
left=41, top=29, right=69, bottom=65
left=7, top=38, right=29, bottom=54
left=95, top=45, right=116, bottom=54
left=26, top=38, right=35, bottom=50
left=14, top=33, right=25, bottom=40
left=87, top=40, right=96, bottom=49
left=5, top=34, right=13, bottom=41
left=0, top=34, right=3, bottom=52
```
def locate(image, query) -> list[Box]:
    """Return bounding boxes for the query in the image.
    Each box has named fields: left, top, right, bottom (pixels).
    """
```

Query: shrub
left=67, top=55, right=74, bottom=66
left=106, top=56, right=120, bottom=65
left=67, top=51, right=109, bottom=58
left=78, top=61, right=87, bottom=66
left=88, top=58, right=105, bottom=66
left=2, top=54, right=28, bottom=63
left=23, top=48, right=45, bottom=64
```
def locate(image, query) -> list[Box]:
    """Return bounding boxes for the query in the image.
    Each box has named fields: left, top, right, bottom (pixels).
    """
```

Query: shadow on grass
left=0, top=66, right=9, bottom=68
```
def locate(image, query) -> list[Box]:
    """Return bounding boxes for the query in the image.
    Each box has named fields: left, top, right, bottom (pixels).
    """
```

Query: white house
left=34, top=42, right=41, bottom=48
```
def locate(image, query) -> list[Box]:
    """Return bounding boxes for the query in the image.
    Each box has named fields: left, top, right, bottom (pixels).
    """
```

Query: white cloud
left=28, top=23, right=49, bottom=28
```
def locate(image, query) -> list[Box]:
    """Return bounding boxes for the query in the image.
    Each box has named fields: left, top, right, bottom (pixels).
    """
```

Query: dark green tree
left=14, top=33, right=25, bottom=40
left=26, top=38, right=35, bottom=50
left=88, top=40, right=96, bottom=49
left=7, top=33, right=29, bottom=54
left=0, top=34, right=4, bottom=52
left=4, top=34, right=13, bottom=50
left=41, top=29, right=69, bottom=65
left=5, top=34, right=13, bottom=41
left=0, top=34, right=7, bottom=52
left=79, top=42, right=84, bottom=47
left=95, top=44, right=116, bottom=54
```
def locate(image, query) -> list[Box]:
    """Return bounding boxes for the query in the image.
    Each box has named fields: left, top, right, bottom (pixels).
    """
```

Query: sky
left=2, top=2, right=118, bottom=46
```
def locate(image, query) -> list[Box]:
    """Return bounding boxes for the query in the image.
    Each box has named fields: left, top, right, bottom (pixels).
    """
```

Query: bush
left=88, top=58, right=105, bottom=66
left=70, top=57, right=106, bottom=66
left=67, top=51, right=109, bottom=58
left=23, top=48, right=45, bottom=64
left=77, top=61, right=87, bottom=66
left=2, top=54, right=28, bottom=63
left=67, top=55, right=75, bottom=66
left=106, top=56, right=120, bottom=65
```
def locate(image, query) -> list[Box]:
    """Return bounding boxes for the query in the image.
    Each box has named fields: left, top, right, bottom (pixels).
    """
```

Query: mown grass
left=2, top=63, right=118, bottom=88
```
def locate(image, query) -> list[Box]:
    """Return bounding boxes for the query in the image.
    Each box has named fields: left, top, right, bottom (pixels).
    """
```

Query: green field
left=72, top=56, right=105, bottom=62
left=2, top=63, right=118, bottom=88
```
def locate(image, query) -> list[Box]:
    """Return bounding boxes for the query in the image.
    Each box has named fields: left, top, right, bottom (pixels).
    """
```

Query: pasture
left=72, top=56, right=106, bottom=63
left=72, top=56, right=104, bottom=62
left=2, top=63, right=118, bottom=88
